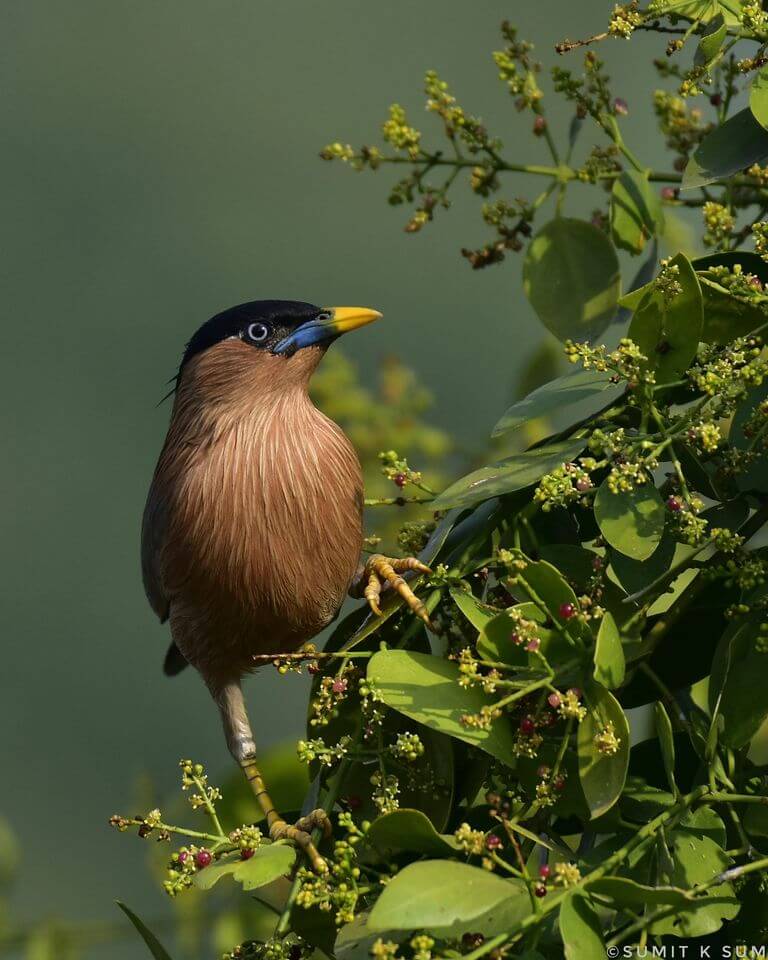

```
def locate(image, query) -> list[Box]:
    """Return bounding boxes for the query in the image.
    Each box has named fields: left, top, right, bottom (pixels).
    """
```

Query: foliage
left=113, top=3, right=768, bottom=959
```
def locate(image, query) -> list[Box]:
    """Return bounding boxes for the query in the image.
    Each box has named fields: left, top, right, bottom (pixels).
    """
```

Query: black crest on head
left=179, top=300, right=321, bottom=372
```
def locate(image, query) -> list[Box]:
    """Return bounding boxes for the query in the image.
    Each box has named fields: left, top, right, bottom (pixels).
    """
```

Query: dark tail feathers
left=163, top=642, right=189, bottom=676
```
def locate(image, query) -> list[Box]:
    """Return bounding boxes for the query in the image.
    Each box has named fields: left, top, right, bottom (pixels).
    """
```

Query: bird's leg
left=356, top=554, right=433, bottom=627
left=213, top=681, right=330, bottom=873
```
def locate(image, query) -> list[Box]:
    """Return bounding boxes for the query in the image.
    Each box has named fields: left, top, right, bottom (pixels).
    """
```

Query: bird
left=141, top=300, right=432, bottom=872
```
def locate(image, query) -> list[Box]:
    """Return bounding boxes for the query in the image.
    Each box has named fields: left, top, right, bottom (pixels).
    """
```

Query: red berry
left=393, top=473, right=407, bottom=488
left=547, top=692, right=561, bottom=709
left=539, top=864, right=551, bottom=879
left=534, top=884, right=548, bottom=898
left=553, top=775, right=566, bottom=792
left=525, top=637, right=540, bottom=653
left=195, top=849, right=212, bottom=868
left=661, top=186, right=677, bottom=201
left=666, top=496, right=683, bottom=513
left=558, top=602, right=576, bottom=620
left=177, top=851, right=188, bottom=865
left=520, top=716, right=536, bottom=735
left=332, top=678, right=348, bottom=694
left=344, top=794, right=362, bottom=810
left=241, top=847, right=255, bottom=860
left=592, top=555, right=604, bottom=571
left=533, top=116, right=546, bottom=135
left=486, top=834, right=502, bottom=851
left=710, top=93, right=722, bottom=106
left=510, top=631, right=522, bottom=645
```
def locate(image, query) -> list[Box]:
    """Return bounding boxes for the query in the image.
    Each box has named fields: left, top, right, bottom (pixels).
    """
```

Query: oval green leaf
left=628, top=253, right=703, bottom=385
left=684, top=107, right=768, bottom=189
left=365, top=809, right=459, bottom=857
left=593, top=612, right=625, bottom=689
left=594, top=480, right=666, bottom=561
left=695, top=13, right=726, bottom=68
left=610, top=170, right=664, bottom=255
left=654, top=701, right=679, bottom=798
left=194, top=843, right=295, bottom=892
left=367, top=860, right=529, bottom=934
left=523, top=217, right=621, bottom=342
left=449, top=587, right=499, bottom=633
left=751, top=63, right=768, bottom=130
left=432, top=437, right=585, bottom=511
left=367, top=650, right=517, bottom=765
left=492, top=369, right=623, bottom=439
left=559, top=891, right=605, bottom=960
left=577, top=681, right=630, bottom=819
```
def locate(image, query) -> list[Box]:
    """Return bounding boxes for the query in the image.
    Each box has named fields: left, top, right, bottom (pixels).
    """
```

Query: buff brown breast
left=142, top=300, right=431, bottom=870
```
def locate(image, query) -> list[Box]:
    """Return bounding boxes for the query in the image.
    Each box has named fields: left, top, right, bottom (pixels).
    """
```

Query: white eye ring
left=247, top=322, right=270, bottom=343
left=316, top=311, right=332, bottom=322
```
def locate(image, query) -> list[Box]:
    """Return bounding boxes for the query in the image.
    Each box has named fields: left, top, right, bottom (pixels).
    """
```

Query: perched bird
left=142, top=300, right=431, bottom=871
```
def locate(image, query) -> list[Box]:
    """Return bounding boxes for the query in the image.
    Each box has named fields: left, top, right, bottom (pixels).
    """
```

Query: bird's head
left=175, top=300, right=382, bottom=396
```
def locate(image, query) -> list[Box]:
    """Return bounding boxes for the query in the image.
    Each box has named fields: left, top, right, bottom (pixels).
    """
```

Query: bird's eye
left=316, top=311, right=332, bottom=322
left=246, top=322, right=271, bottom=343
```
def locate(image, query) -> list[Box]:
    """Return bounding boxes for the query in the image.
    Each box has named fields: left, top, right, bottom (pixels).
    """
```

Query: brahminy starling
left=141, top=301, right=431, bottom=871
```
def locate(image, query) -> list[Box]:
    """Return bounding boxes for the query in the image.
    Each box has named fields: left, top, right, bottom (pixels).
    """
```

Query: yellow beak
left=324, top=306, right=383, bottom=335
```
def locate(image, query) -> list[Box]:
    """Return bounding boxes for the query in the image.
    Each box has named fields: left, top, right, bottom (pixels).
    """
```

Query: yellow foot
left=269, top=815, right=328, bottom=873
left=364, top=554, right=433, bottom=627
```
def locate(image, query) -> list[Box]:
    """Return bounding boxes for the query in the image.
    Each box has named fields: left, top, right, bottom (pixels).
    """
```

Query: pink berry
left=195, top=849, right=212, bottom=868
left=526, top=638, right=540, bottom=653
left=568, top=687, right=582, bottom=700
left=539, top=864, right=551, bottom=879
left=592, top=555, right=604, bottom=570
left=575, top=478, right=592, bottom=492
left=533, top=116, right=546, bottom=135
left=553, top=775, right=566, bottom=792
left=520, top=716, right=536, bottom=736
left=393, top=473, right=407, bottom=488
left=661, top=186, right=677, bottom=201
left=666, top=496, right=683, bottom=513
left=241, top=848, right=255, bottom=860
left=177, top=851, right=188, bottom=865
left=534, top=884, right=548, bottom=898
left=345, top=794, right=362, bottom=810
left=486, top=834, right=502, bottom=851
left=332, top=678, right=348, bottom=694
left=510, top=631, right=522, bottom=646
left=613, top=97, right=628, bottom=116
left=547, top=692, right=561, bottom=709
left=558, top=602, right=576, bottom=620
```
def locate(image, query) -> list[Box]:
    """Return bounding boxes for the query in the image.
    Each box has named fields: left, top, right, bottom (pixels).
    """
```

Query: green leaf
left=577, top=681, right=630, bottom=818
left=593, top=612, right=625, bottom=689
left=628, top=253, right=703, bottom=385
left=432, top=438, right=585, bottom=511
left=684, top=106, right=768, bottom=189
left=695, top=13, right=726, bottom=67
left=523, top=217, right=621, bottom=342
left=449, top=588, right=499, bottom=633
left=367, top=650, right=517, bottom=765
left=610, top=170, right=664, bottom=255
left=116, top=902, right=174, bottom=960
left=194, top=843, right=296, bottom=892
left=649, top=831, right=739, bottom=937
left=751, top=63, right=768, bottom=130
left=492, top=369, right=623, bottom=439
left=364, top=809, right=460, bottom=857
left=607, top=529, right=676, bottom=596
left=367, top=860, right=529, bottom=934
left=586, top=877, right=690, bottom=909
left=594, top=480, right=666, bottom=561
left=559, top=891, right=604, bottom=960
left=479, top=603, right=573, bottom=671
left=730, top=383, right=768, bottom=493
left=709, top=617, right=768, bottom=748
left=654, top=702, right=679, bottom=798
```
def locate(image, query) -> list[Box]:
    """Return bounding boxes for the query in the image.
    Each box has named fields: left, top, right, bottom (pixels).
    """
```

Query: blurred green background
left=2, top=1, right=676, bottom=955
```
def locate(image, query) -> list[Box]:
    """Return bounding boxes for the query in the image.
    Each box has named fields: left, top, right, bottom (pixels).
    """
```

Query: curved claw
left=364, top=554, right=433, bottom=627
left=269, top=819, right=328, bottom=874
